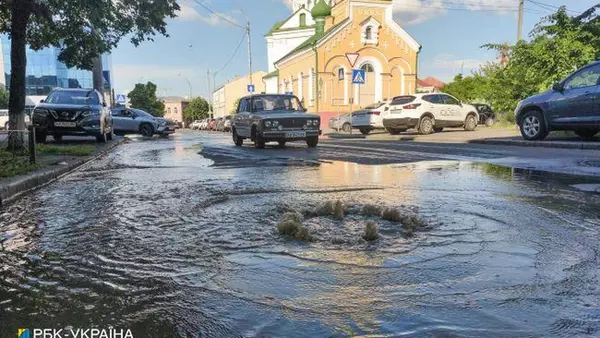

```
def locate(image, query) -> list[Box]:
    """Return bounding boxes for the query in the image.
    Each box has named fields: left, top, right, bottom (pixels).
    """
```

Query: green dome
left=311, top=0, right=331, bottom=18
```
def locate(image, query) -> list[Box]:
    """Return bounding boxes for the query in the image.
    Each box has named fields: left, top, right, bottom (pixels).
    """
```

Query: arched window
left=299, top=13, right=307, bottom=27
left=365, top=27, right=372, bottom=40
left=361, top=63, right=375, bottom=72
left=168, top=107, right=172, bottom=114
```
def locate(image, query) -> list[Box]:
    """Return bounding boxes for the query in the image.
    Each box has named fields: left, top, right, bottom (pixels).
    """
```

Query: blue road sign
left=338, top=68, right=345, bottom=81
left=247, top=84, right=255, bottom=93
left=116, top=94, right=127, bottom=105
left=352, top=69, right=365, bottom=84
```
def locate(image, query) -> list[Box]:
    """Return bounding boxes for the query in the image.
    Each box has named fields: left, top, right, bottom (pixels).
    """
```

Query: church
left=263, top=0, right=421, bottom=114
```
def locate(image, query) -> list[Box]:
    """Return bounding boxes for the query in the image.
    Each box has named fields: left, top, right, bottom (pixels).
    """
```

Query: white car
left=383, top=93, right=479, bottom=135
left=200, top=118, right=209, bottom=130
left=1, top=109, right=32, bottom=130
left=351, top=102, right=389, bottom=135
left=190, top=120, right=202, bottom=130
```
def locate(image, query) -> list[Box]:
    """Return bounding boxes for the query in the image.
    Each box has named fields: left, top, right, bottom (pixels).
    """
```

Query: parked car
left=383, top=93, right=479, bottom=135
left=232, top=94, right=321, bottom=148
left=351, top=102, right=388, bottom=135
left=516, top=60, right=600, bottom=141
left=473, top=104, right=497, bottom=126
left=215, top=117, right=225, bottom=131
left=32, top=88, right=113, bottom=143
left=199, top=119, right=208, bottom=130
left=190, top=120, right=202, bottom=130
left=111, top=107, right=171, bottom=137
left=2, top=110, right=32, bottom=130
left=209, top=119, right=217, bottom=131
left=223, top=116, right=232, bottom=132
left=155, top=117, right=176, bottom=137
left=329, top=112, right=352, bottom=132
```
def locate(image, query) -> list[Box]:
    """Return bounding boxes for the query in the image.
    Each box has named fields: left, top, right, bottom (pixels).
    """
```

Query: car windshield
left=45, top=90, right=99, bottom=105
left=251, top=95, right=303, bottom=112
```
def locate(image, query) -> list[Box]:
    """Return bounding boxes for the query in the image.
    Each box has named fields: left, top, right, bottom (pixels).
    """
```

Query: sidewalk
left=0, top=137, right=124, bottom=206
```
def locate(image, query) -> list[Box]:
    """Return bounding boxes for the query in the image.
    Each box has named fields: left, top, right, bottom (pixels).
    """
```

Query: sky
left=111, top=0, right=596, bottom=98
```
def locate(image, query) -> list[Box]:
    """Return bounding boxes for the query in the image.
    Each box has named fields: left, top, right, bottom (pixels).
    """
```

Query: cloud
left=113, top=64, right=196, bottom=94
left=176, top=1, right=240, bottom=26
left=426, top=53, right=489, bottom=81
left=392, top=0, right=517, bottom=25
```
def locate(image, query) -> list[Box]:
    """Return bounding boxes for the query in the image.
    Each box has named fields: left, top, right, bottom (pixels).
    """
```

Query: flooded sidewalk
left=1, top=132, right=599, bottom=337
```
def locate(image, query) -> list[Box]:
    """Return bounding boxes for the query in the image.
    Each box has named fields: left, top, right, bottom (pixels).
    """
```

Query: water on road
left=1, top=132, right=599, bottom=337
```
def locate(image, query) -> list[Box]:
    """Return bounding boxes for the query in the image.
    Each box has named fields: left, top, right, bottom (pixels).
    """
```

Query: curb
left=325, top=133, right=366, bottom=139
left=469, top=138, right=600, bottom=150
left=0, top=138, right=125, bottom=207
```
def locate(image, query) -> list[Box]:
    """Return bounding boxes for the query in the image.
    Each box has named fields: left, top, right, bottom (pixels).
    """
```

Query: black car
left=473, top=104, right=496, bottom=126
left=32, top=88, right=113, bottom=143
left=232, top=94, right=321, bottom=148
left=516, top=61, right=600, bottom=141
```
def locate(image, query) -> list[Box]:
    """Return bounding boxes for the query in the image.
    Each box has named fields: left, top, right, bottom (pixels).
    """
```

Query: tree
left=231, top=98, right=241, bottom=115
left=0, top=0, right=180, bottom=148
left=182, top=97, right=210, bottom=125
left=0, top=88, right=8, bottom=109
left=128, top=82, right=165, bottom=117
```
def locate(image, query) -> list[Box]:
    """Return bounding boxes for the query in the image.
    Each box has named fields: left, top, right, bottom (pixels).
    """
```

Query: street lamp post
left=178, top=73, right=193, bottom=99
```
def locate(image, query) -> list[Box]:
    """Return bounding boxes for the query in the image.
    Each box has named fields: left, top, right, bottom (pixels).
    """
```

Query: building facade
left=212, top=71, right=267, bottom=118
left=265, top=0, right=421, bottom=114
left=162, top=96, right=189, bottom=124
left=0, top=36, right=114, bottom=100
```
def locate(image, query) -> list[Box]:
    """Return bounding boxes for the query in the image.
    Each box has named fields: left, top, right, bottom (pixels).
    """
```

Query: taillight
left=403, top=103, right=421, bottom=109
left=371, top=111, right=381, bottom=115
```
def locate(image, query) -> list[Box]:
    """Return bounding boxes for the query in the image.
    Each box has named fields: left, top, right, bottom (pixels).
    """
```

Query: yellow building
left=213, top=71, right=267, bottom=118
left=266, top=0, right=421, bottom=115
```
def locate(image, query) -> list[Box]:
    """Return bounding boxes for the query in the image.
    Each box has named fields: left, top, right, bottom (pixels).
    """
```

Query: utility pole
left=517, top=0, right=524, bottom=41
left=246, top=22, right=253, bottom=88
left=207, top=69, right=212, bottom=115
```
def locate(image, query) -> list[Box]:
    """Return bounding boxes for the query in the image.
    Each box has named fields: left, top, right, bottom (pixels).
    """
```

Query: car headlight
left=265, top=121, right=272, bottom=128
left=33, top=108, right=49, bottom=115
left=313, top=119, right=320, bottom=126
left=277, top=125, right=283, bottom=131
left=272, top=120, right=279, bottom=127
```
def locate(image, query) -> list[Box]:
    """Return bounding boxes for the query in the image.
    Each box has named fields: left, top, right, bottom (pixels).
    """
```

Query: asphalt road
left=1, top=130, right=599, bottom=337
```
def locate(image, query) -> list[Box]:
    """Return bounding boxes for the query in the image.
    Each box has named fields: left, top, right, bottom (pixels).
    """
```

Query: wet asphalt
left=1, top=130, right=600, bottom=337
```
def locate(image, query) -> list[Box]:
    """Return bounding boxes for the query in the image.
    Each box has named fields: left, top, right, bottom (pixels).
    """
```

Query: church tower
left=292, top=0, right=332, bottom=12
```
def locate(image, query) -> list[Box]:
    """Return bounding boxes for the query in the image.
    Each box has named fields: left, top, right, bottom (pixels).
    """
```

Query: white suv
left=383, top=93, right=479, bottom=135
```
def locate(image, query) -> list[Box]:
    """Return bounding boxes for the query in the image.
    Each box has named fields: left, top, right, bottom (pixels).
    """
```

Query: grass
left=363, top=221, right=379, bottom=241
left=277, top=212, right=314, bottom=242
left=37, top=144, right=96, bottom=157
left=0, top=152, right=40, bottom=178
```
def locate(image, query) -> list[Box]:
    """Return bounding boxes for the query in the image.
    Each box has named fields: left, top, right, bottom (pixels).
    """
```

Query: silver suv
left=112, top=107, right=170, bottom=137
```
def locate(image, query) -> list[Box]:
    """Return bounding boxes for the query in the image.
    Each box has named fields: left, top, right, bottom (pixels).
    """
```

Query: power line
left=192, top=0, right=245, bottom=29
left=215, top=30, right=247, bottom=76
left=526, top=0, right=581, bottom=14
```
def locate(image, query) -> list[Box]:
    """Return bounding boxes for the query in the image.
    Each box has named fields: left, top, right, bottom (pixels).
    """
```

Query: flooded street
left=1, top=131, right=600, bottom=337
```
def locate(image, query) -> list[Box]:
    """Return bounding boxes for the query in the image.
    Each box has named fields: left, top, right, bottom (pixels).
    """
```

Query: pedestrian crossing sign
left=352, top=69, right=365, bottom=84
left=116, top=94, right=127, bottom=105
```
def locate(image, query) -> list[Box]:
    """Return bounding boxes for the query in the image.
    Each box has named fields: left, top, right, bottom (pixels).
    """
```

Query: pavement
left=2, top=130, right=600, bottom=337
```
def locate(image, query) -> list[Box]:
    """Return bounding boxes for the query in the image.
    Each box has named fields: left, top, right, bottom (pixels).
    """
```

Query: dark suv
left=32, top=88, right=113, bottom=143
left=516, top=61, right=600, bottom=141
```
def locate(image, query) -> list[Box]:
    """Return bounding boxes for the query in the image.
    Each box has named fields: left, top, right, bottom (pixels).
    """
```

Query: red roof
left=417, top=77, right=446, bottom=88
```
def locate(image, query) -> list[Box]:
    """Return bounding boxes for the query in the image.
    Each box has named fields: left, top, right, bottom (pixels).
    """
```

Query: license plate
left=285, top=131, right=306, bottom=138
left=54, top=121, right=76, bottom=128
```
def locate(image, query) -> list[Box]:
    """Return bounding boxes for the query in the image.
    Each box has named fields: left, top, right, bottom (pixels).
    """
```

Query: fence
left=0, top=127, right=36, bottom=164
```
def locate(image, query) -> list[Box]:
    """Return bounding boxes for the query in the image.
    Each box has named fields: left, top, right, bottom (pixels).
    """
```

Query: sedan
left=329, top=113, right=352, bottom=132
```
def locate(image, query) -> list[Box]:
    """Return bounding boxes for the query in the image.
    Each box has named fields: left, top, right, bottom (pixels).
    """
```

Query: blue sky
left=111, top=0, right=596, bottom=98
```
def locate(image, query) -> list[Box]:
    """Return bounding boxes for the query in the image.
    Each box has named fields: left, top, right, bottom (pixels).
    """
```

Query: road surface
left=1, top=131, right=599, bottom=337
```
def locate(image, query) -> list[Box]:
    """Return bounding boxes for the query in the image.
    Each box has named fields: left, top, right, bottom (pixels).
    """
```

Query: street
left=1, top=130, right=600, bottom=337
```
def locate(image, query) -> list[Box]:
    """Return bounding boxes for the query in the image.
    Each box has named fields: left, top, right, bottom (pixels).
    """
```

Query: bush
left=333, top=200, right=344, bottom=219
left=276, top=212, right=313, bottom=242
left=362, top=204, right=382, bottom=216
left=381, top=208, right=402, bottom=222
left=363, top=221, right=379, bottom=241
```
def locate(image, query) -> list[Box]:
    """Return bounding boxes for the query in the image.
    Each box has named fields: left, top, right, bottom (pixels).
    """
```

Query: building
left=0, top=36, right=114, bottom=104
left=416, top=77, right=445, bottom=93
left=264, top=0, right=421, bottom=116
left=162, top=96, right=189, bottom=124
left=212, top=71, right=266, bottom=118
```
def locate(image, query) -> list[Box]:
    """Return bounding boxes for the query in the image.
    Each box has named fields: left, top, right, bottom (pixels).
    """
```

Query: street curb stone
left=325, top=133, right=366, bottom=139
left=0, top=138, right=125, bottom=207
left=469, top=138, right=600, bottom=150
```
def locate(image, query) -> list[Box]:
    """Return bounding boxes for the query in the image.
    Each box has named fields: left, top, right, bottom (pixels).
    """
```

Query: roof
left=417, top=77, right=446, bottom=88
left=263, top=70, right=279, bottom=79
left=265, top=7, right=314, bottom=37
left=275, top=18, right=350, bottom=65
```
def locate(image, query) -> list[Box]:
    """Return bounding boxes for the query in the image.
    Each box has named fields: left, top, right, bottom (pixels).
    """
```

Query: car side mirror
left=40, top=99, right=45, bottom=103
left=552, top=82, right=563, bottom=92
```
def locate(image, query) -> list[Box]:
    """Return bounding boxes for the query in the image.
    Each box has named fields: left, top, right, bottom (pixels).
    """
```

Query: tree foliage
left=183, top=97, right=210, bottom=125
left=128, top=82, right=165, bottom=117
left=443, top=5, right=599, bottom=123
left=231, top=98, right=241, bottom=115
left=0, top=88, right=8, bottom=109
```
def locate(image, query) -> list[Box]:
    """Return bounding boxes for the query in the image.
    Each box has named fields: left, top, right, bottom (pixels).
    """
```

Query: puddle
left=1, top=134, right=600, bottom=337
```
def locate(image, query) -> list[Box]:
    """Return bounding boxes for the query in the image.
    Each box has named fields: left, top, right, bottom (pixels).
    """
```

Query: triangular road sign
left=346, top=53, right=359, bottom=67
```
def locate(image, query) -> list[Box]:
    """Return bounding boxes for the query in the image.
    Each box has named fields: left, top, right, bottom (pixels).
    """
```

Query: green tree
left=0, top=0, right=179, bottom=147
left=183, top=97, right=210, bottom=125
left=127, top=82, right=165, bottom=117
left=231, top=98, right=241, bottom=115
left=0, top=88, right=8, bottom=109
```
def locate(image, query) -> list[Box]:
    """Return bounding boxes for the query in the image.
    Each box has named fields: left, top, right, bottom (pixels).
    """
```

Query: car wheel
left=53, top=134, right=63, bottom=142
left=278, top=141, right=287, bottom=147
left=306, top=136, right=319, bottom=148
left=342, top=123, right=352, bottom=133
left=418, top=116, right=434, bottom=135
left=232, top=129, right=243, bottom=146
left=35, top=130, right=47, bottom=144
left=519, top=110, right=548, bottom=141
left=574, top=129, right=599, bottom=140
left=96, top=133, right=107, bottom=143
left=464, top=114, right=478, bottom=131
left=140, top=124, right=154, bottom=137
left=433, top=127, right=444, bottom=133
left=485, top=117, right=495, bottom=127
left=254, top=132, right=265, bottom=149
left=359, top=128, right=371, bottom=135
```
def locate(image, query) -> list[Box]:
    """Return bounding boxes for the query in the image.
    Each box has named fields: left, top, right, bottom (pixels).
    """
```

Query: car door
left=234, top=98, right=251, bottom=137
left=549, top=63, right=600, bottom=125
left=113, top=109, right=137, bottom=132
left=439, top=94, right=464, bottom=126
left=421, top=94, right=444, bottom=120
